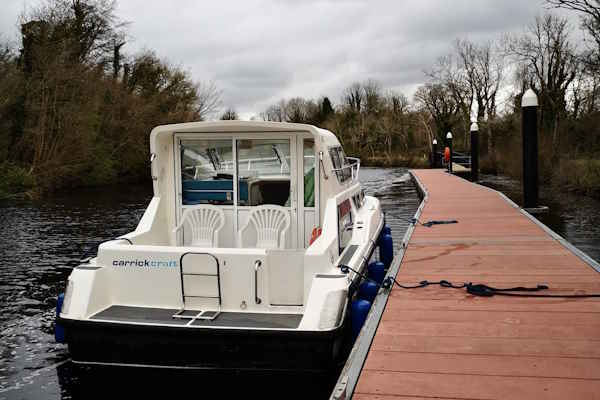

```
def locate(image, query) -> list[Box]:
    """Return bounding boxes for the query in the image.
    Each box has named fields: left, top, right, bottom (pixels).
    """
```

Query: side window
left=237, top=139, right=291, bottom=206
left=180, top=139, right=233, bottom=205
left=329, top=146, right=351, bottom=183
left=352, top=192, right=364, bottom=209
left=329, top=147, right=341, bottom=170
left=303, top=139, right=315, bottom=207
left=338, top=199, right=353, bottom=254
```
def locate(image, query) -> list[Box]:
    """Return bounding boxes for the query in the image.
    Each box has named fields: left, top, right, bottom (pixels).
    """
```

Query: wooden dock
left=339, top=169, right=600, bottom=399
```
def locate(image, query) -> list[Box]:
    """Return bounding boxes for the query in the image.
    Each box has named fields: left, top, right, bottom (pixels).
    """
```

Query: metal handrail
left=254, top=260, right=262, bottom=304
left=331, top=157, right=361, bottom=183
left=435, top=152, right=471, bottom=168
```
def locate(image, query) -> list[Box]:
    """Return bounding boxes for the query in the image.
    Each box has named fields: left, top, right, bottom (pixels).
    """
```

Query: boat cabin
left=148, top=120, right=361, bottom=250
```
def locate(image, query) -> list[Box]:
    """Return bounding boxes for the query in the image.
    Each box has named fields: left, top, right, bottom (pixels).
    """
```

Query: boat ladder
left=173, top=252, right=222, bottom=321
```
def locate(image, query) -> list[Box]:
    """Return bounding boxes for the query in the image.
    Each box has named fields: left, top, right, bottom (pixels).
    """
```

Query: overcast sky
left=0, top=0, right=581, bottom=119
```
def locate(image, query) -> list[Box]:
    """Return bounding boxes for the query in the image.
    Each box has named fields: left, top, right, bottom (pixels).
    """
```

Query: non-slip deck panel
left=91, top=306, right=189, bottom=325
left=91, top=305, right=302, bottom=329
left=191, top=312, right=302, bottom=329
left=354, top=169, right=600, bottom=399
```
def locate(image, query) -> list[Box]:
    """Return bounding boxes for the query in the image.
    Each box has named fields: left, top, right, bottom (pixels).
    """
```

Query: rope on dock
left=340, top=265, right=600, bottom=298
left=407, top=217, right=458, bottom=227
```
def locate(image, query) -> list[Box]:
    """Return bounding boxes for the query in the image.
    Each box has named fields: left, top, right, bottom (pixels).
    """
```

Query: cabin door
left=296, top=136, right=319, bottom=248
left=235, top=136, right=298, bottom=248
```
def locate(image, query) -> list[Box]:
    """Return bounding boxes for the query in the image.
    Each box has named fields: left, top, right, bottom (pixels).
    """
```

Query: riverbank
left=360, top=154, right=430, bottom=168
left=3, top=151, right=597, bottom=201
left=0, top=162, right=34, bottom=200
left=480, top=155, right=600, bottom=200
left=0, top=153, right=429, bottom=200
left=554, top=158, right=600, bottom=198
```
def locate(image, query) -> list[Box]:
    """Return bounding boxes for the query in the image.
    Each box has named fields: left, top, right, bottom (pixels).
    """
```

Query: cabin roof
left=150, top=121, right=340, bottom=149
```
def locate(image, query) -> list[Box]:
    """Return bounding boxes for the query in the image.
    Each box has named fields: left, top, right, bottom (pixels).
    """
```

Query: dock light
left=446, top=132, right=453, bottom=173
left=431, top=139, right=438, bottom=167
left=470, top=122, right=479, bottom=182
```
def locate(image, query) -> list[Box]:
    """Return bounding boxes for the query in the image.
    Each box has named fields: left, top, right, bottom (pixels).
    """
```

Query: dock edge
left=329, top=171, right=429, bottom=400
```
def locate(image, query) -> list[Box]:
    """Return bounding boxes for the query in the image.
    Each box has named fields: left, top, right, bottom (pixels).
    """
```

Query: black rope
left=406, top=218, right=459, bottom=228
left=422, top=219, right=458, bottom=227
left=465, top=283, right=600, bottom=298
left=339, top=265, right=600, bottom=298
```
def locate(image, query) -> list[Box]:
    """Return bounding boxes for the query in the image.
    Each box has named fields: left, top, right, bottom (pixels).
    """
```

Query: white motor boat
left=56, top=121, right=387, bottom=371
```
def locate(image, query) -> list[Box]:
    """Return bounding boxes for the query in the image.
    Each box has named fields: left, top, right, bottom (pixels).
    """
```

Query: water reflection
left=0, top=168, right=419, bottom=399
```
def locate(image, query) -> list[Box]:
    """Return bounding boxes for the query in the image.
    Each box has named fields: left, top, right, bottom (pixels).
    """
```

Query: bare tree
left=455, top=39, right=504, bottom=156
left=363, top=79, right=382, bottom=115
left=260, top=100, right=284, bottom=122
left=285, top=97, right=309, bottom=122
left=414, top=83, right=460, bottom=142
left=383, top=91, right=410, bottom=154
left=507, top=14, right=579, bottom=152
left=547, top=0, right=600, bottom=70
left=220, top=108, right=238, bottom=120
left=426, top=55, right=472, bottom=148
left=343, top=82, right=363, bottom=114
left=195, top=81, right=221, bottom=120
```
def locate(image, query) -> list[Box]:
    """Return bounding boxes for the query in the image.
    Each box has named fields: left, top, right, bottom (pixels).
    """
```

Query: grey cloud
left=0, top=0, right=580, bottom=117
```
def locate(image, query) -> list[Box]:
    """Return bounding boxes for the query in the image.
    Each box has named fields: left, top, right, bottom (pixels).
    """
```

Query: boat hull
left=59, top=316, right=350, bottom=372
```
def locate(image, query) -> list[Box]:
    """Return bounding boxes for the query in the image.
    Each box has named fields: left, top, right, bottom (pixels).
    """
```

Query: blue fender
left=55, top=293, right=66, bottom=343
left=351, top=299, right=371, bottom=341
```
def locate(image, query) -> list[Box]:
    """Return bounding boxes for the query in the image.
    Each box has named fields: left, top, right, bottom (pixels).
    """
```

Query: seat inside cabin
left=176, top=136, right=318, bottom=249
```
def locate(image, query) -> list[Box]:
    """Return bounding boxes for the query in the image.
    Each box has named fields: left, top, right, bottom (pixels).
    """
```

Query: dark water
left=0, top=168, right=419, bottom=399
left=479, top=174, right=600, bottom=263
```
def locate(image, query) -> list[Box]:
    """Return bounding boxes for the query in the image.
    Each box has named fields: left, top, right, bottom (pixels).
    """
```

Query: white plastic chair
left=238, top=205, right=291, bottom=249
left=173, top=205, right=225, bottom=247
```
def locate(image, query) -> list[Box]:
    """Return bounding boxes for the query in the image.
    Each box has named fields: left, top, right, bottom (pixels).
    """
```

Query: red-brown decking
left=354, top=169, right=600, bottom=400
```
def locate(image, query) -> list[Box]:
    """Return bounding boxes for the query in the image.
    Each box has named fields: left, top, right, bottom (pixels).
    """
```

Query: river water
left=0, top=167, right=420, bottom=399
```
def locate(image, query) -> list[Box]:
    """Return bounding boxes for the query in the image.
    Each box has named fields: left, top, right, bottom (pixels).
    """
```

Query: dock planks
left=354, top=169, right=600, bottom=400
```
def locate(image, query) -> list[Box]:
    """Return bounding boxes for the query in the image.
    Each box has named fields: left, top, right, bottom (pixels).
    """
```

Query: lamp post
left=470, top=122, right=479, bottom=182
left=521, top=89, right=539, bottom=209
left=446, top=132, right=453, bottom=173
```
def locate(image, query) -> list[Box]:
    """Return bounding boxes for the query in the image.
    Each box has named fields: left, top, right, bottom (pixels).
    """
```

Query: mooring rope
left=0, top=358, right=71, bottom=394
left=404, top=217, right=459, bottom=228
left=340, top=265, right=600, bottom=298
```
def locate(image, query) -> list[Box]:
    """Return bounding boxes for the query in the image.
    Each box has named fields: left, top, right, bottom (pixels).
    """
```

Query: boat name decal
left=112, top=259, right=178, bottom=268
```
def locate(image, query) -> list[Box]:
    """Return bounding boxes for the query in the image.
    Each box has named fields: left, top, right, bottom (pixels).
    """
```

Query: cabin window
left=352, top=191, right=364, bottom=209
left=303, top=139, right=315, bottom=207
left=180, top=140, right=234, bottom=205
left=329, top=146, right=351, bottom=183
left=338, top=199, right=353, bottom=254
left=237, top=139, right=291, bottom=206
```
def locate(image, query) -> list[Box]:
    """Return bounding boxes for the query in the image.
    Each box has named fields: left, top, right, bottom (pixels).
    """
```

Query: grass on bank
left=480, top=153, right=600, bottom=199
left=0, top=162, right=34, bottom=200
left=555, top=159, right=600, bottom=198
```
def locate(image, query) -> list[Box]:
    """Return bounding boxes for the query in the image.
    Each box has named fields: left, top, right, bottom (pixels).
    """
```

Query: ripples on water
left=0, top=168, right=419, bottom=399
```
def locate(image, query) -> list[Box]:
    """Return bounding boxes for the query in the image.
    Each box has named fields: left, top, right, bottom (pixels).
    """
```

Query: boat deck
left=91, top=305, right=303, bottom=329
left=354, top=169, right=600, bottom=399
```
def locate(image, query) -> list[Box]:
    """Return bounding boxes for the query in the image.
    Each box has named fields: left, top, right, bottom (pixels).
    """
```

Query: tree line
left=253, top=82, right=429, bottom=166
left=253, top=1, right=599, bottom=196
left=0, top=0, right=220, bottom=198
left=1, top=0, right=598, bottom=198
